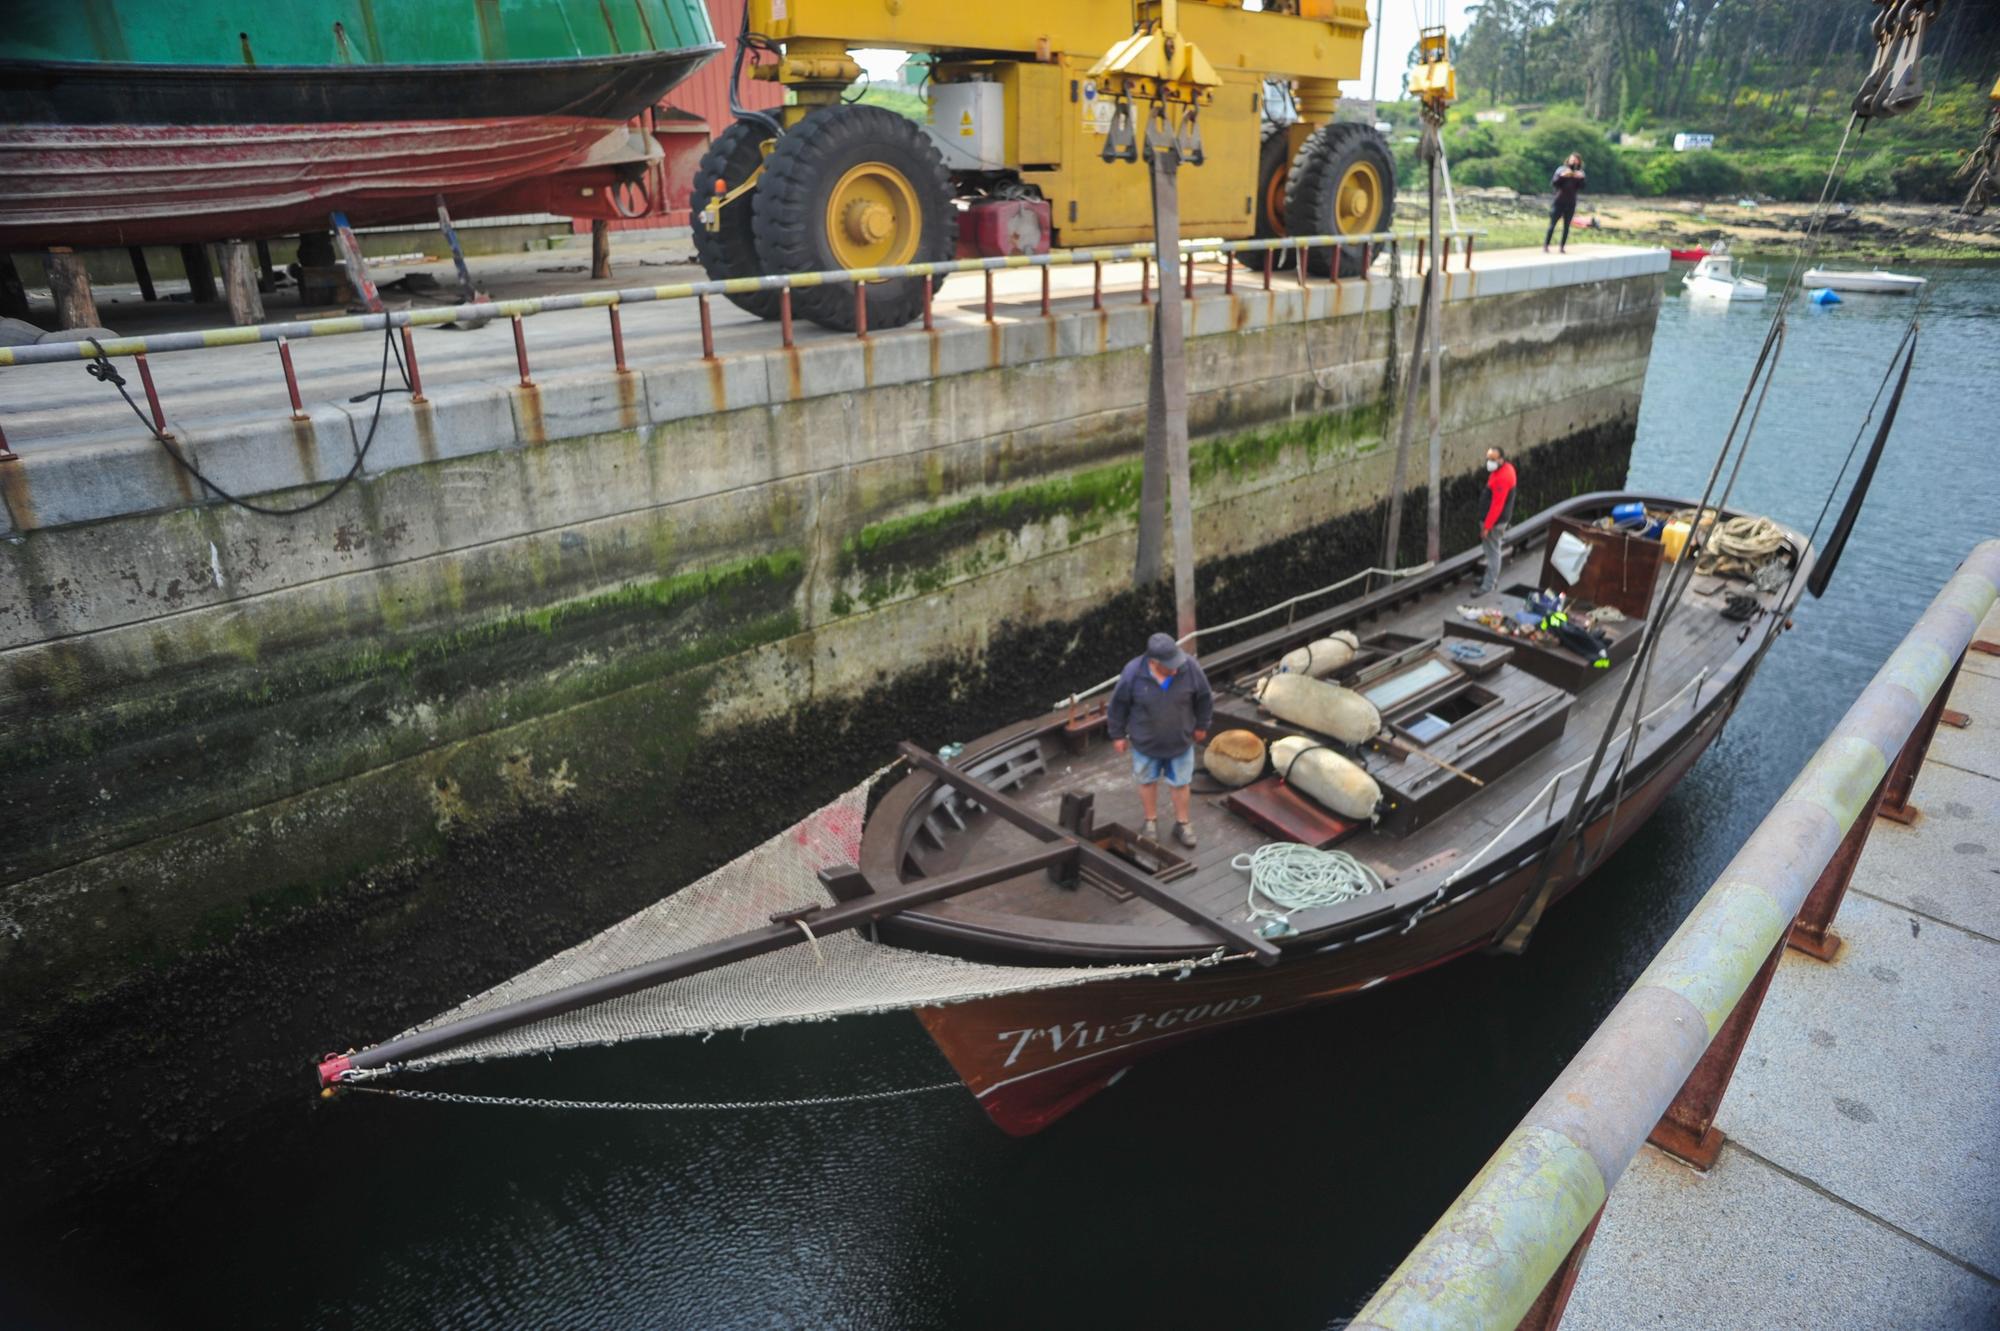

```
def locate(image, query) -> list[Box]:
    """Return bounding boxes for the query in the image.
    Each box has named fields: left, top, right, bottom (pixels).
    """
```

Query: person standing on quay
left=1108, top=632, right=1212, bottom=849
left=1545, top=154, right=1586, bottom=253
left=1479, top=445, right=1518, bottom=594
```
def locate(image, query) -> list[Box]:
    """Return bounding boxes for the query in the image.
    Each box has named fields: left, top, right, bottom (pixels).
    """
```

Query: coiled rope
left=1233, top=841, right=1384, bottom=931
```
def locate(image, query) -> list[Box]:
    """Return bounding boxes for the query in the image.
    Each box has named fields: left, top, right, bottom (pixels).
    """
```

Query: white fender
left=1277, top=630, right=1360, bottom=679
left=1254, top=671, right=1382, bottom=745
left=1270, top=736, right=1382, bottom=821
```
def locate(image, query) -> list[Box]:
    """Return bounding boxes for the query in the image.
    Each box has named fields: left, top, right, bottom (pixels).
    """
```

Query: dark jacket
left=1550, top=167, right=1586, bottom=210
left=1107, top=655, right=1214, bottom=759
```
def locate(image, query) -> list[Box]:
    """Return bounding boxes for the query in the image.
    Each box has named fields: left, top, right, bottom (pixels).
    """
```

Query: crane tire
left=692, top=119, right=783, bottom=320
left=1284, top=122, right=1397, bottom=279
left=753, top=104, right=954, bottom=332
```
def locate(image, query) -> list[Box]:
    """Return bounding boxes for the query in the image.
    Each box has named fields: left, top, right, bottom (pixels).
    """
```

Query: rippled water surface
left=10, top=265, right=1997, bottom=1330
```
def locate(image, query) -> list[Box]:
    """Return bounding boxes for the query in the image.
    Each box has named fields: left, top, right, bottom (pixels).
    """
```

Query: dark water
left=7, top=268, right=1996, bottom=1331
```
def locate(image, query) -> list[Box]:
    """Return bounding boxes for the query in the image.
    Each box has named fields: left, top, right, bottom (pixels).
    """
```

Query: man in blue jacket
left=1108, top=632, right=1214, bottom=849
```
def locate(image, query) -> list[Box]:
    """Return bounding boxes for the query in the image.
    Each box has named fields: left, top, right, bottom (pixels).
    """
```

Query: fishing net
left=383, top=775, right=1223, bottom=1074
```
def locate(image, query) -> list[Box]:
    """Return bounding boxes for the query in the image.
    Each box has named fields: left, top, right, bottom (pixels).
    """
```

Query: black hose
left=728, top=6, right=784, bottom=138
left=82, top=319, right=400, bottom=519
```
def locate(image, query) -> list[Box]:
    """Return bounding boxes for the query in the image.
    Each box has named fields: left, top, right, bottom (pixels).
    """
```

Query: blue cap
left=1146, top=632, right=1187, bottom=670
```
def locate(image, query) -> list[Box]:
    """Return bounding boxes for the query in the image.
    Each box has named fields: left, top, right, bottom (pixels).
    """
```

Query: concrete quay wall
left=0, top=249, right=1664, bottom=1196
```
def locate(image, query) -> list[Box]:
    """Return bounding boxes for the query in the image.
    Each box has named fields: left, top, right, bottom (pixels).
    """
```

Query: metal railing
left=0, top=228, right=1480, bottom=462
left=1348, top=538, right=2000, bottom=1331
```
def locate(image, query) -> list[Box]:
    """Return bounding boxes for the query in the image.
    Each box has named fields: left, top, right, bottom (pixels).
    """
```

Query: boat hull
left=918, top=689, right=1738, bottom=1134
left=0, top=49, right=717, bottom=247
left=1801, top=269, right=1925, bottom=294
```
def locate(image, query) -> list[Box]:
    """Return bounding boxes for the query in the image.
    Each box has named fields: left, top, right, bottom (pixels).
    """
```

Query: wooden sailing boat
left=321, top=490, right=1812, bottom=1134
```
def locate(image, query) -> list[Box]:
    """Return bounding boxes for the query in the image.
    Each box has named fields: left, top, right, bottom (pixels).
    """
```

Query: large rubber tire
left=752, top=104, right=954, bottom=332
left=1284, top=122, right=1397, bottom=279
left=1255, top=125, right=1296, bottom=270
left=692, top=119, right=781, bottom=320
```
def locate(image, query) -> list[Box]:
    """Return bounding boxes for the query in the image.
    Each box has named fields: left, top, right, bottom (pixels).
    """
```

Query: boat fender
left=1202, top=729, right=1268, bottom=787
left=1277, top=630, right=1361, bottom=678
left=1254, top=672, right=1382, bottom=745
left=1270, top=736, right=1382, bottom=821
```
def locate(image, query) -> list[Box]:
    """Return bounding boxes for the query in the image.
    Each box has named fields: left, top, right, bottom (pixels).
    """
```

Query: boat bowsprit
left=318, top=492, right=1811, bottom=1135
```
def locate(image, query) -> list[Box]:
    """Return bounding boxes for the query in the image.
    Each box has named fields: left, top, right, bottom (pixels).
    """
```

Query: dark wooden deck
left=865, top=494, right=1805, bottom=963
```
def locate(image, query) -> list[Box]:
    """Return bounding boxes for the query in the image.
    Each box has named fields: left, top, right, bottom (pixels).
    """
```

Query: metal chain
left=340, top=1080, right=965, bottom=1112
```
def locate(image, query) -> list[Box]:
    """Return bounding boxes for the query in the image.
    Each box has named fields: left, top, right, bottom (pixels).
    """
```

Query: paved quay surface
left=1565, top=602, right=2000, bottom=1330
left=0, top=239, right=1649, bottom=457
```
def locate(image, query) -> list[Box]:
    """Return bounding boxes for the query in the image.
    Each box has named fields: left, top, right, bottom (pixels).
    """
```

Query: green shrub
left=1889, top=153, right=1961, bottom=203
left=1634, top=150, right=1747, bottom=197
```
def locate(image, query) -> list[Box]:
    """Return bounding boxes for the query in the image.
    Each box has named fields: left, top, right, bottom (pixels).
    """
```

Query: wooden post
left=128, top=247, right=159, bottom=302
left=1424, top=148, right=1445, bottom=566
left=590, top=218, right=612, bottom=280
left=0, top=251, right=30, bottom=321
left=180, top=243, right=219, bottom=303
left=44, top=247, right=100, bottom=330
left=1143, top=140, right=1197, bottom=644
left=221, top=240, right=264, bottom=325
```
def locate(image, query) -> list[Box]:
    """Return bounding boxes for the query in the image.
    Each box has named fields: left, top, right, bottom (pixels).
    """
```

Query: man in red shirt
left=1479, top=445, right=1517, bottom=594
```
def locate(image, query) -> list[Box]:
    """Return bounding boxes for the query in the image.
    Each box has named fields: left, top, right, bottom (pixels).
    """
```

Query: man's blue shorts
left=1130, top=744, right=1196, bottom=788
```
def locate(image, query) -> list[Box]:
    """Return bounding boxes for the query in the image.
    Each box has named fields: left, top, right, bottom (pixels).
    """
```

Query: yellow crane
left=695, top=0, right=1395, bottom=330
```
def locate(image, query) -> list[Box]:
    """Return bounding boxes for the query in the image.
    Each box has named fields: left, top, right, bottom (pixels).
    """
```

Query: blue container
left=1808, top=288, right=1842, bottom=305
left=1643, top=518, right=1664, bottom=539
left=1611, top=501, right=1647, bottom=526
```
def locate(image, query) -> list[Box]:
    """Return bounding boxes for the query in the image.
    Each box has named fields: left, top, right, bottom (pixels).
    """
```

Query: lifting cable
left=1496, top=104, right=1875, bottom=947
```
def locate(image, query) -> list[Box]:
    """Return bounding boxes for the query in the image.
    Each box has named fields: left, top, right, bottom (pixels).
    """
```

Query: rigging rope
left=1233, top=841, right=1384, bottom=929
left=340, top=1079, right=964, bottom=1112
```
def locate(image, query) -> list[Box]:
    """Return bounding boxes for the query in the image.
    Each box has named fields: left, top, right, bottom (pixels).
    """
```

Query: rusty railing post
left=922, top=276, right=934, bottom=331
left=607, top=303, right=628, bottom=374
left=1646, top=936, right=1786, bottom=1170
left=1417, top=237, right=1427, bottom=275
left=1362, top=241, right=1372, bottom=275
left=1223, top=250, right=1234, bottom=295
left=398, top=327, right=426, bottom=403
left=1876, top=652, right=1962, bottom=824
left=1786, top=770, right=1893, bottom=962
left=853, top=281, right=868, bottom=340
left=1184, top=250, right=1194, bottom=300
left=1465, top=234, right=1476, bottom=270
left=134, top=353, right=171, bottom=438
left=1298, top=245, right=1310, bottom=290
left=1140, top=257, right=1150, bottom=305
left=1262, top=248, right=1273, bottom=291
left=1515, top=1204, right=1605, bottom=1331
left=779, top=287, right=794, bottom=349
left=984, top=269, right=995, bottom=323
left=1442, top=235, right=1452, bottom=273
left=1093, top=259, right=1103, bottom=310
left=277, top=336, right=308, bottom=420
left=698, top=293, right=716, bottom=359
left=0, top=418, right=16, bottom=463
left=510, top=314, right=533, bottom=388
left=1041, top=263, right=1051, bottom=318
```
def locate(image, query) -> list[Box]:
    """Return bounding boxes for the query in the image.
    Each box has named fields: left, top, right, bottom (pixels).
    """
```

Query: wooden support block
left=44, top=246, right=99, bottom=330
left=220, top=240, right=264, bottom=325
left=0, top=250, right=28, bottom=321
left=180, top=243, right=219, bottom=303
left=254, top=239, right=278, bottom=293
left=591, top=218, right=612, bottom=280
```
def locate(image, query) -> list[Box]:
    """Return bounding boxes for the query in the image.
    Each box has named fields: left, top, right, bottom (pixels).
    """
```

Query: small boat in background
left=1801, top=267, right=1926, bottom=295
left=1683, top=251, right=1767, bottom=302
left=1669, top=247, right=1709, bottom=263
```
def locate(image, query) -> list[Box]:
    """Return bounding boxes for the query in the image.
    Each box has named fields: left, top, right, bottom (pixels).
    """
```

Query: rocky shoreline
left=1427, top=191, right=2000, bottom=263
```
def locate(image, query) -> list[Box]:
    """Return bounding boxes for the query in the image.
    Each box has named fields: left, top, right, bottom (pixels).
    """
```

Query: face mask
left=1486, top=459, right=1500, bottom=472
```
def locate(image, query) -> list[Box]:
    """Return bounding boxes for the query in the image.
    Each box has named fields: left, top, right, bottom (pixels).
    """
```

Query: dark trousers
left=1545, top=201, right=1575, bottom=249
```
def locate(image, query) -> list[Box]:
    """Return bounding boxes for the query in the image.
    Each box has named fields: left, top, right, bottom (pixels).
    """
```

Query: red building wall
left=584, top=0, right=787, bottom=231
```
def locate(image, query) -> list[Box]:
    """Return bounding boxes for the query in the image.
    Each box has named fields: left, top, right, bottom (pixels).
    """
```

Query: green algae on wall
left=835, top=398, right=1394, bottom=609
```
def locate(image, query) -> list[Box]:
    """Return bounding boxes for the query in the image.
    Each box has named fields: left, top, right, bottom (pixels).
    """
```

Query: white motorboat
left=1801, top=267, right=1926, bottom=295
left=1682, top=252, right=1768, bottom=302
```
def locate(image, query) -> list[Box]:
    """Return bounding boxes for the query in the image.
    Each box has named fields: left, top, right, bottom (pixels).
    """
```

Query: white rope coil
left=1233, top=841, right=1385, bottom=925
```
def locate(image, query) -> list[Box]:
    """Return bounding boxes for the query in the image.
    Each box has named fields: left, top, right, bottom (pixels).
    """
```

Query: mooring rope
left=1233, top=841, right=1384, bottom=929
